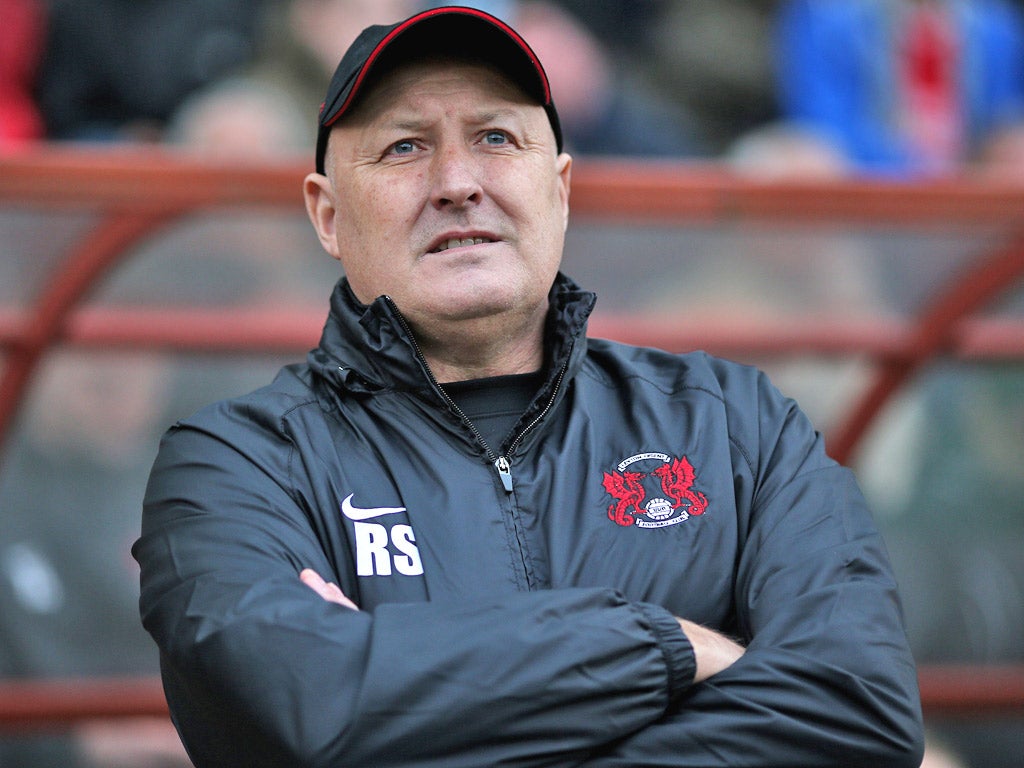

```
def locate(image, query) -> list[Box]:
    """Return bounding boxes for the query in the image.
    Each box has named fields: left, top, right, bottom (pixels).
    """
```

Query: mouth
left=428, top=236, right=495, bottom=254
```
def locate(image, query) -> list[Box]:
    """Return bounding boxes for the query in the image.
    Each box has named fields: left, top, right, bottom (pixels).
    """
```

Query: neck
left=413, top=311, right=547, bottom=384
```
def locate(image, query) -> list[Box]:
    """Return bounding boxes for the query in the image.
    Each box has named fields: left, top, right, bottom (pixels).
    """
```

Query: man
left=135, top=7, right=924, bottom=767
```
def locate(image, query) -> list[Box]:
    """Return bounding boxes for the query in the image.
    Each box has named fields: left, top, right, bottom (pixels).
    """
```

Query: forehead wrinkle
left=473, top=108, right=521, bottom=124
left=379, top=106, right=526, bottom=132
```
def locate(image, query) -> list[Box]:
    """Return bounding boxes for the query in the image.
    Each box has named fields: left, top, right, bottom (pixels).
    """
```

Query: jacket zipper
left=384, top=296, right=570, bottom=494
left=496, top=357, right=569, bottom=491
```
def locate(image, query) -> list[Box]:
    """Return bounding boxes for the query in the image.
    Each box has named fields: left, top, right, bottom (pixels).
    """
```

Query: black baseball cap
left=315, top=5, right=562, bottom=173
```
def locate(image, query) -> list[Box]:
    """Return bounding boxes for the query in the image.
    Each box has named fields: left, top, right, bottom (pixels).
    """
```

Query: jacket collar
left=309, top=272, right=596, bottom=397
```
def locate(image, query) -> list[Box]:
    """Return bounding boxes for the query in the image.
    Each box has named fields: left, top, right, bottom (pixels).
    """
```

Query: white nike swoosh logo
left=341, top=493, right=407, bottom=521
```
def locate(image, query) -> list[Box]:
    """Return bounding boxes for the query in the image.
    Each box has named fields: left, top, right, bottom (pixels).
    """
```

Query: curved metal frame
left=0, top=207, right=184, bottom=446
left=829, top=228, right=1024, bottom=463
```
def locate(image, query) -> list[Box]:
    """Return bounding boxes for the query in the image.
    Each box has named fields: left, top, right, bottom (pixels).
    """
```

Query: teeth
left=435, top=237, right=489, bottom=253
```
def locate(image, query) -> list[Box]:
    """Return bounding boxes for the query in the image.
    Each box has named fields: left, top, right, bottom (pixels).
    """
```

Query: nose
left=430, top=144, right=483, bottom=210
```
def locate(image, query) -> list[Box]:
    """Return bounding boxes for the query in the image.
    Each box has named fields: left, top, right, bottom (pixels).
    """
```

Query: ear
left=303, top=172, right=342, bottom=261
left=556, top=152, right=572, bottom=232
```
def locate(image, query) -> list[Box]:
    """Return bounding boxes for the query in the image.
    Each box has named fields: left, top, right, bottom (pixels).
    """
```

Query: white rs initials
left=353, top=521, right=424, bottom=576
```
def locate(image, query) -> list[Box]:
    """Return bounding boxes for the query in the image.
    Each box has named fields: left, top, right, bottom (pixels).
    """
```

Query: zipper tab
left=495, top=456, right=514, bottom=493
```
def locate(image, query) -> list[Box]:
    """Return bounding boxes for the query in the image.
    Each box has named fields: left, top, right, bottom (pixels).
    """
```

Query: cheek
left=342, top=175, right=423, bottom=241
left=508, top=162, right=567, bottom=232
left=334, top=192, right=388, bottom=255
left=331, top=189, right=416, bottom=301
left=514, top=184, right=568, bottom=263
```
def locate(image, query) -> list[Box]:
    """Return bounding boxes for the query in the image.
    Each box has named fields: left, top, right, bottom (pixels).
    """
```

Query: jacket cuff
left=635, top=602, right=696, bottom=703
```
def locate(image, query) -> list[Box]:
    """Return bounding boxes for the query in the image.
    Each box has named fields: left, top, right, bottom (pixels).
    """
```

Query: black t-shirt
left=441, top=370, right=544, bottom=453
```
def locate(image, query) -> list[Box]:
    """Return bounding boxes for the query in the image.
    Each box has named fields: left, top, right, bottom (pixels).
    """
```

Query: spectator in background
left=253, top=0, right=418, bottom=121
left=727, top=121, right=852, bottom=180
left=0, top=351, right=191, bottom=768
left=165, top=74, right=315, bottom=159
left=650, top=0, right=779, bottom=155
left=35, top=0, right=265, bottom=142
left=0, top=0, right=46, bottom=148
left=553, top=0, right=669, bottom=54
left=514, top=1, right=707, bottom=157
left=165, top=0, right=418, bottom=158
left=773, top=0, right=1024, bottom=177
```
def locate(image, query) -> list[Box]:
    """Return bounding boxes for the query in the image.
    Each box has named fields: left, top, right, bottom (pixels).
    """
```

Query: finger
left=300, top=568, right=358, bottom=608
left=300, top=568, right=359, bottom=610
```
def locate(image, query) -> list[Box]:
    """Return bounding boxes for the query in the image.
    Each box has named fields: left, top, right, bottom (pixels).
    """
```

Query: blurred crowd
left=5, top=0, right=1024, bottom=177
left=1, top=2, right=1023, bottom=768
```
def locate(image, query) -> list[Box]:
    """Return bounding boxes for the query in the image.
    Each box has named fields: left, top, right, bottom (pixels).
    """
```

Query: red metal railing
left=3, top=151, right=1024, bottom=463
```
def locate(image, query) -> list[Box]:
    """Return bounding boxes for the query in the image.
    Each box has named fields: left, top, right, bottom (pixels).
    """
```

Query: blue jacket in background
left=775, top=0, right=1024, bottom=175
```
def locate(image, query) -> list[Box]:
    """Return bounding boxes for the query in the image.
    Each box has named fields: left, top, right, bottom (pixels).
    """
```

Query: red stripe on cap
left=323, top=6, right=551, bottom=129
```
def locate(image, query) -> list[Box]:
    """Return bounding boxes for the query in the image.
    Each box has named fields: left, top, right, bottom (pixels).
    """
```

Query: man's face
left=305, top=58, right=571, bottom=337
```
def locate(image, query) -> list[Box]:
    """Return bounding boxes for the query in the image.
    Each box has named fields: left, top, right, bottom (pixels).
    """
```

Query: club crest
left=602, top=452, right=708, bottom=529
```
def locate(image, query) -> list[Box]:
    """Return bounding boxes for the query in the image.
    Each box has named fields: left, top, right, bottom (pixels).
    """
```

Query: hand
left=677, top=619, right=745, bottom=683
left=76, top=717, right=192, bottom=768
left=299, top=568, right=360, bottom=610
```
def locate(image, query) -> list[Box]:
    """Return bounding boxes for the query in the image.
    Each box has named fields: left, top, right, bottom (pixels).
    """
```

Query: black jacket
left=135, top=273, right=924, bottom=767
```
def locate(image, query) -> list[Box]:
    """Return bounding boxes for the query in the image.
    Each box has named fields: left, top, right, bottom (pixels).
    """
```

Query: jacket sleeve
left=134, top=415, right=696, bottom=768
left=583, top=370, right=924, bottom=767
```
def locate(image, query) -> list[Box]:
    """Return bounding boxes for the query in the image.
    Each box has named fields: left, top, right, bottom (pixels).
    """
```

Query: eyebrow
left=387, top=118, right=428, bottom=132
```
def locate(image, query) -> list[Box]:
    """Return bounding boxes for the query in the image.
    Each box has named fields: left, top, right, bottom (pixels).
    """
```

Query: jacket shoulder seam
left=276, top=397, right=322, bottom=504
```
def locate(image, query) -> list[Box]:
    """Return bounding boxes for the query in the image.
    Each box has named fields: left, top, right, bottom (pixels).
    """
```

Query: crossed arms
left=300, top=567, right=745, bottom=684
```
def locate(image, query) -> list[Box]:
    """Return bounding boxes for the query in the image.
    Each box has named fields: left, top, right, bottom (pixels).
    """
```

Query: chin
left=433, top=274, right=517, bottom=309
left=434, top=293, right=513, bottom=321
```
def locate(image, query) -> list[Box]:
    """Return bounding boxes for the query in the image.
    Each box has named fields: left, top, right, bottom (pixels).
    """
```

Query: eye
left=388, top=139, right=417, bottom=156
left=482, top=130, right=511, bottom=146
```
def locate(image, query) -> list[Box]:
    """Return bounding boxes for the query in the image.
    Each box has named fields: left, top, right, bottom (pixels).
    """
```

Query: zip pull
left=495, top=456, right=514, bottom=493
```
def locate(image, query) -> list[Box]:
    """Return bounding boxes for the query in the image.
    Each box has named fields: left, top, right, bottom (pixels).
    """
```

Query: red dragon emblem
left=651, top=457, right=708, bottom=516
left=603, top=455, right=708, bottom=528
left=602, top=470, right=646, bottom=527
